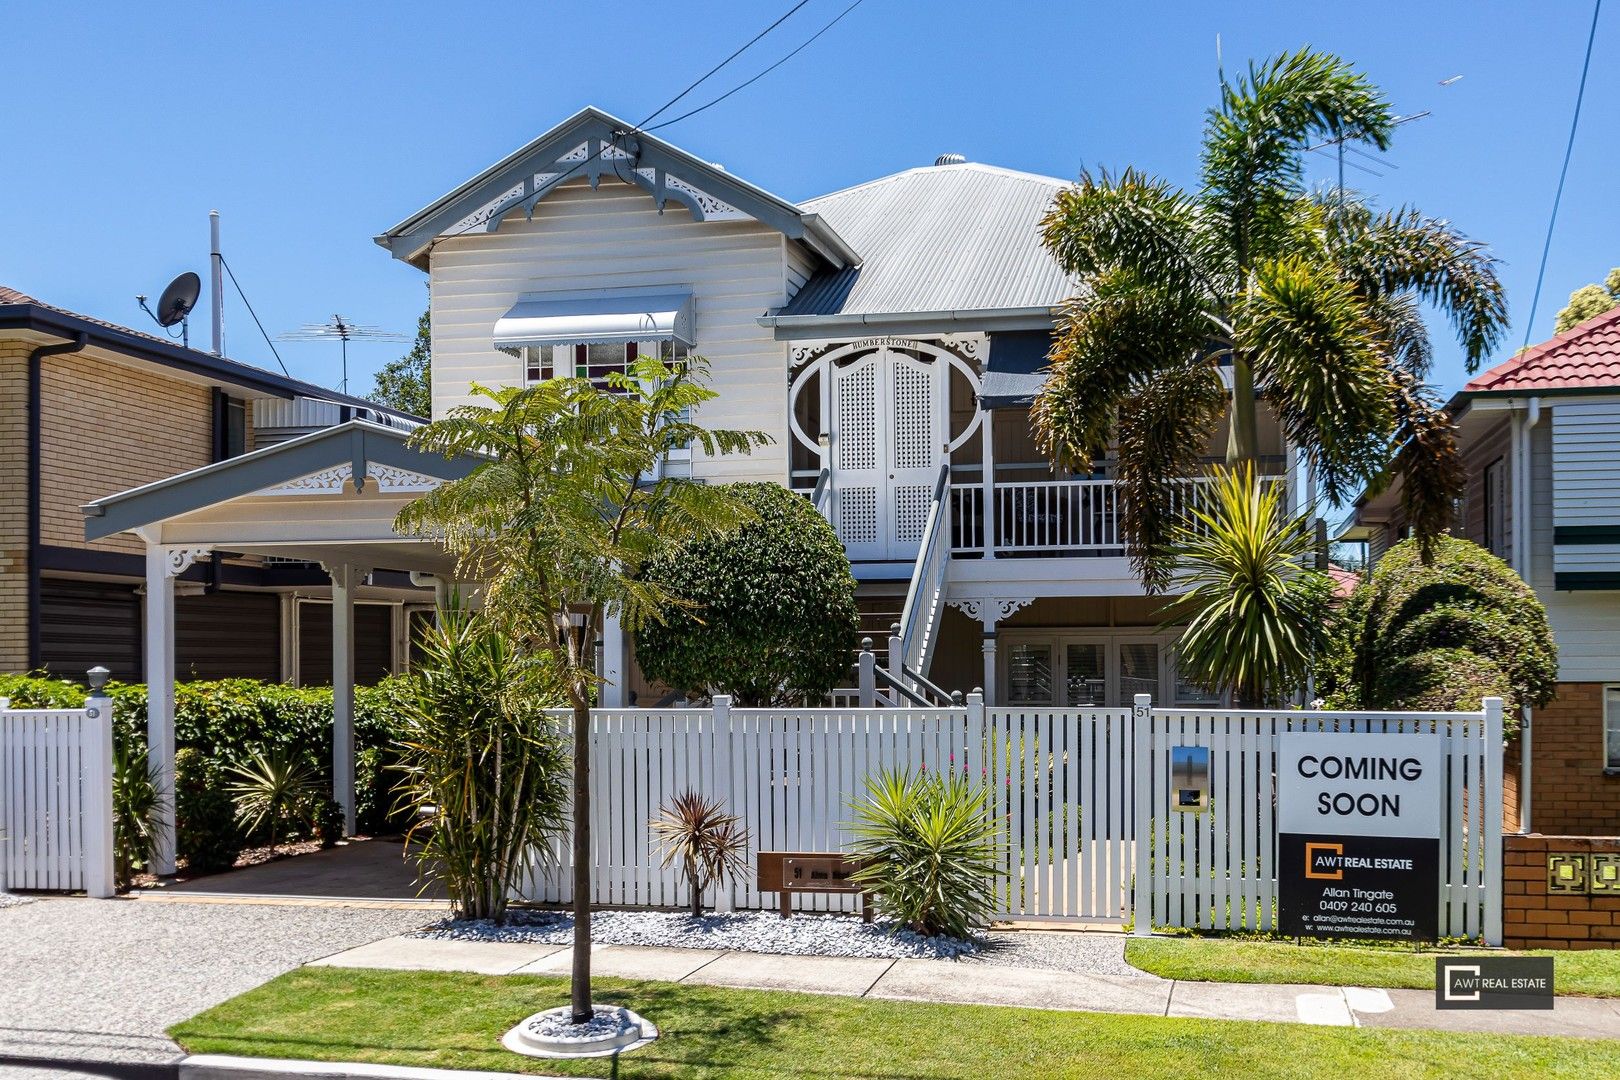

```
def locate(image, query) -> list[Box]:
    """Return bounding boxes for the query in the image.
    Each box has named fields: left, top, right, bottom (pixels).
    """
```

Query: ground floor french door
left=998, top=630, right=1224, bottom=709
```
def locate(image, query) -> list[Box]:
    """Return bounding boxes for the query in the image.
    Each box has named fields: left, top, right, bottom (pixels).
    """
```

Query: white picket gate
left=523, top=697, right=1137, bottom=921
left=519, top=696, right=1503, bottom=942
left=1131, top=697, right=1504, bottom=944
left=0, top=694, right=116, bottom=898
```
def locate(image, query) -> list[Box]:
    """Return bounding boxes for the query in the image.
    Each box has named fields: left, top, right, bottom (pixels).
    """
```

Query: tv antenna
left=278, top=315, right=405, bottom=394
left=136, top=271, right=202, bottom=348
left=1306, top=111, right=1431, bottom=204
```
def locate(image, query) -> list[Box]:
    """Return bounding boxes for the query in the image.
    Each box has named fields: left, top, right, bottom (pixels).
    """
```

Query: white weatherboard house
left=82, top=107, right=1299, bottom=862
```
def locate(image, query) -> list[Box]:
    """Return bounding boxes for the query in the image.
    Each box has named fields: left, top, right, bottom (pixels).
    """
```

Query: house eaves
left=374, top=106, right=859, bottom=272
left=758, top=305, right=1059, bottom=341
left=0, top=298, right=422, bottom=423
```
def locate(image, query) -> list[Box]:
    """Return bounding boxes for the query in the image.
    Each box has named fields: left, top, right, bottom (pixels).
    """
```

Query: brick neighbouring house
left=0, top=285, right=432, bottom=685
left=1347, top=305, right=1620, bottom=835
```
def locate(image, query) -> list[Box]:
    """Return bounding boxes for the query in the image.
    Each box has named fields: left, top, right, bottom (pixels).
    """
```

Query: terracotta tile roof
left=0, top=285, right=39, bottom=305
left=1465, top=304, right=1620, bottom=393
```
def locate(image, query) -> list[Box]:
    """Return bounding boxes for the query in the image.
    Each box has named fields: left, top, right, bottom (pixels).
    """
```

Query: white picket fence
left=523, top=695, right=1504, bottom=943
left=0, top=693, right=116, bottom=897
left=1131, top=697, right=1504, bottom=944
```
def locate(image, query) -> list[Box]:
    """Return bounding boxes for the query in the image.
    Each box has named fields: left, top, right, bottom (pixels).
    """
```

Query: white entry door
left=829, top=347, right=941, bottom=561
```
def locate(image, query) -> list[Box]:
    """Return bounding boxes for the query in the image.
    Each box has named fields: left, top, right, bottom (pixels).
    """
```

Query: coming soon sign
left=1278, top=731, right=1442, bottom=941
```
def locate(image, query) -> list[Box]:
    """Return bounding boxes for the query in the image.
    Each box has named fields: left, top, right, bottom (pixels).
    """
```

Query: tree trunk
left=689, top=855, right=703, bottom=918
left=1225, top=350, right=1260, bottom=468
left=568, top=627, right=593, bottom=1025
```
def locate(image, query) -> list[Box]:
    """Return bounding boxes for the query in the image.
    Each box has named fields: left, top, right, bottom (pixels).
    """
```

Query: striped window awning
left=493, top=289, right=694, bottom=354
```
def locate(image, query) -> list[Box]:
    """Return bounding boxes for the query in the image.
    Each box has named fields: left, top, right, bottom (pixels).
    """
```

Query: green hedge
left=0, top=673, right=415, bottom=854
left=1321, top=535, right=1557, bottom=732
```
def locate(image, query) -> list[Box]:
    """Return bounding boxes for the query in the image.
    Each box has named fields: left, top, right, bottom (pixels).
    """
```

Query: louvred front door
left=830, top=347, right=941, bottom=562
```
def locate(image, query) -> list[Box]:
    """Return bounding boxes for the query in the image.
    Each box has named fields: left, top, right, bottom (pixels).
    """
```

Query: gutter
left=758, top=306, right=1058, bottom=340
left=27, top=331, right=89, bottom=669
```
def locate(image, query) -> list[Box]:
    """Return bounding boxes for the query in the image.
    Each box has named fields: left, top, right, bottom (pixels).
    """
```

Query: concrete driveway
left=0, top=896, right=427, bottom=1074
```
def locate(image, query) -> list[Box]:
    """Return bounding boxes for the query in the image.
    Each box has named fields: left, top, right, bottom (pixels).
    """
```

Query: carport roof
left=81, top=419, right=481, bottom=542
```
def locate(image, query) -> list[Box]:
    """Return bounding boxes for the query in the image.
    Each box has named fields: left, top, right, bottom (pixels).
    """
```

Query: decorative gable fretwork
left=253, top=463, right=442, bottom=498
left=434, top=133, right=754, bottom=240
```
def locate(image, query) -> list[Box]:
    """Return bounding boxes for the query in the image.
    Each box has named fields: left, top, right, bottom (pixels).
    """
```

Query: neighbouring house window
left=212, top=390, right=247, bottom=461
left=1483, top=457, right=1506, bottom=558
left=1007, top=643, right=1054, bottom=704
left=1606, top=685, right=1620, bottom=771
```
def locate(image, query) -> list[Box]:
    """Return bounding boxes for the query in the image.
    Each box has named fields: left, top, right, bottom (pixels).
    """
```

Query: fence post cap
left=890, top=622, right=901, bottom=636
left=971, top=686, right=983, bottom=696
left=860, top=636, right=873, bottom=652
left=950, top=690, right=964, bottom=705
left=711, top=694, right=732, bottom=708
left=86, top=666, right=111, bottom=693
left=1133, top=693, right=1152, bottom=705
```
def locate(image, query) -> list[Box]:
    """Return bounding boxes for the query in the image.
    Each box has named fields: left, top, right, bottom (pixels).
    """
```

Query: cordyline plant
left=393, top=604, right=569, bottom=922
left=650, top=790, right=749, bottom=918
left=396, top=354, right=767, bottom=1025
left=1033, top=49, right=1506, bottom=589
left=1162, top=465, right=1334, bottom=706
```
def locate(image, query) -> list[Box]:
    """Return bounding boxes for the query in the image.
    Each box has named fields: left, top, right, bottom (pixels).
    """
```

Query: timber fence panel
left=0, top=705, right=113, bottom=897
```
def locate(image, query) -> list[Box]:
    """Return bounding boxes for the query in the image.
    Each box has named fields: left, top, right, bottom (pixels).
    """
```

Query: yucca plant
left=227, top=748, right=319, bottom=856
left=1163, top=464, right=1334, bottom=706
left=848, top=767, right=1001, bottom=939
left=112, top=742, right=161, bottom=889
left=650, top=791, right=748, bottom=917
left=393, top=604, right=569, bottom=923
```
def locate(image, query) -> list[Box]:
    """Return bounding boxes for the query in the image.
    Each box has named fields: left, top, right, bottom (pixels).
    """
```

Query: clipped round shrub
left=636, top=482, right=860, bottom=706
left=1324, top=535, right=1556, bottom=731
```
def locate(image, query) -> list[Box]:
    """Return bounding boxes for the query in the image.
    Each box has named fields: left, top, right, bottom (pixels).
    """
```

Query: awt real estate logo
left=1436, top=957, right=1555, bottom=1010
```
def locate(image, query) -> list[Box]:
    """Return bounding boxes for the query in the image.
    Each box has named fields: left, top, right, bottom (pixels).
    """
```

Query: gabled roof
left=82, top=419, right=479, bottom=541
left=1463, top=304, right=1620, bottom=395
left=0, top=285, right=422, bottom=422
left=375, top=106, right=858, bottom=271
left=764, top=162, right=1081, bottom=335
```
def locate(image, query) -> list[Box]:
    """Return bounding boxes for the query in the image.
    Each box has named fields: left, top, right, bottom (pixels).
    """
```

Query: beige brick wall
left=38, top=348, right=214, bottom=555
left=0, top=341, right=30, bottom=671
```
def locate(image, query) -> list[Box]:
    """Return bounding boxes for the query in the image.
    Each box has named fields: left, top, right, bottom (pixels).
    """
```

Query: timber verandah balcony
left=944, top=473, right=1285, bottom=558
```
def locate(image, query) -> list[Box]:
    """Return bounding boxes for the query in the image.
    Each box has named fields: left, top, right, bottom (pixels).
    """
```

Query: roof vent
left=934, top=152, right=966, bottom=166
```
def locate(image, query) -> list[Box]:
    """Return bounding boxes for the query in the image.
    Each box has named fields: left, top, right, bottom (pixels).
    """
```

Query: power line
left=217, top=254, right=289, bottom=375
left=1520, top=0, right=1603, bottom=352
left=439, top=0, right=853, bottom=242
left=646, top=0, right=870, bottom=133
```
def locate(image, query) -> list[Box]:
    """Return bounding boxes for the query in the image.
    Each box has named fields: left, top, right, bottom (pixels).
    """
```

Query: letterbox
left=1171, top=745, right=1210, bottom=812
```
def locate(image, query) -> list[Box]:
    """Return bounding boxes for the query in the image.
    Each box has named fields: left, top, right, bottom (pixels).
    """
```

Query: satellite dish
left=155, top=272, right=201, bottom=327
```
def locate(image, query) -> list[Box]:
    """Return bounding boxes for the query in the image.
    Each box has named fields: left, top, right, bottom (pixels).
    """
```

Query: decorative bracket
left=947, top=596, right=1035, bottom=628
left=165, top=547, right=213, bottom=577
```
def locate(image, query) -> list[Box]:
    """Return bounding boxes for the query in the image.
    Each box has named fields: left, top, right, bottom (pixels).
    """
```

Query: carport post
left=144, top=545, right=179, bottom=875
left=329, top=563, right=361, bottom=837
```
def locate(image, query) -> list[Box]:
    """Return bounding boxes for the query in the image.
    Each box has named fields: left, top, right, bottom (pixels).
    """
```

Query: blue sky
left=3, top=2, right=1614, bottom=400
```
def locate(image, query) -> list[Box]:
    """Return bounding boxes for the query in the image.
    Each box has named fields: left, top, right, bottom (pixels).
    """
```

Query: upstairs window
left=1483, top=457, right=1506, bottom=559
left=524, top=340, right=690, bottom=389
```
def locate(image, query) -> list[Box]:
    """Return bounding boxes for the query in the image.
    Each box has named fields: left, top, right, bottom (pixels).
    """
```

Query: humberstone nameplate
left=756, top=850, right=871, bottom=921
left=1277, top=731, right=1442, bottom=941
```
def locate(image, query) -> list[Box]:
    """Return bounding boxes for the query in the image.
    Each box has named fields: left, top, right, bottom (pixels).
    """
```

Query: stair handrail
left=897, top=463, right=952, bottom=678
left=811, top=465, right=832, bottom=515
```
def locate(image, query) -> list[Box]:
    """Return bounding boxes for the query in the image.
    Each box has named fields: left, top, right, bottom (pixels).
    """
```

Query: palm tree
left=1033, top=50, right=1507, bottom=589
left=1163, top=465, right=1334, bottom=706
left=397, top=355, right=767, bottom=1025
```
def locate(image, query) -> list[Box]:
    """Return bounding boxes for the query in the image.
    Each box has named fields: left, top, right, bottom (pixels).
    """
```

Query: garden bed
left=415, top=908, right=980, bottom=959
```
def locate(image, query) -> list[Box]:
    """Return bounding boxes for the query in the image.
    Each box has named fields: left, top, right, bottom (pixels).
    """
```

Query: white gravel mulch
left=415, top=907, right=982, bottom=959
left=0, top=891, right=34, bottom=908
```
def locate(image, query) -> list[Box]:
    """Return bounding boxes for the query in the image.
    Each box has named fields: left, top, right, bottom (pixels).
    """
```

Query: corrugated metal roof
left=1463, top=304, right=1620, bottom=393
left=776, top=163, right=1081, bottom=319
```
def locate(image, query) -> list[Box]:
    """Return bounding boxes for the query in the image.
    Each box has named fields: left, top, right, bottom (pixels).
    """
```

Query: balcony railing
left=949, top=476, right=1284, bottom=558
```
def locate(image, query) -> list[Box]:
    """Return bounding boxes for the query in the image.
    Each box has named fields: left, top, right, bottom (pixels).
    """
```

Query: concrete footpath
left=311, top=934, right=1620, bottom=1039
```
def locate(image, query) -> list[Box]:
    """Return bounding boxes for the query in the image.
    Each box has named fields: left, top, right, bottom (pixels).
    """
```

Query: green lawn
left=171, top=966, right=1615, bottom=1080
left=1126, top=936, right=1620, bottom=997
